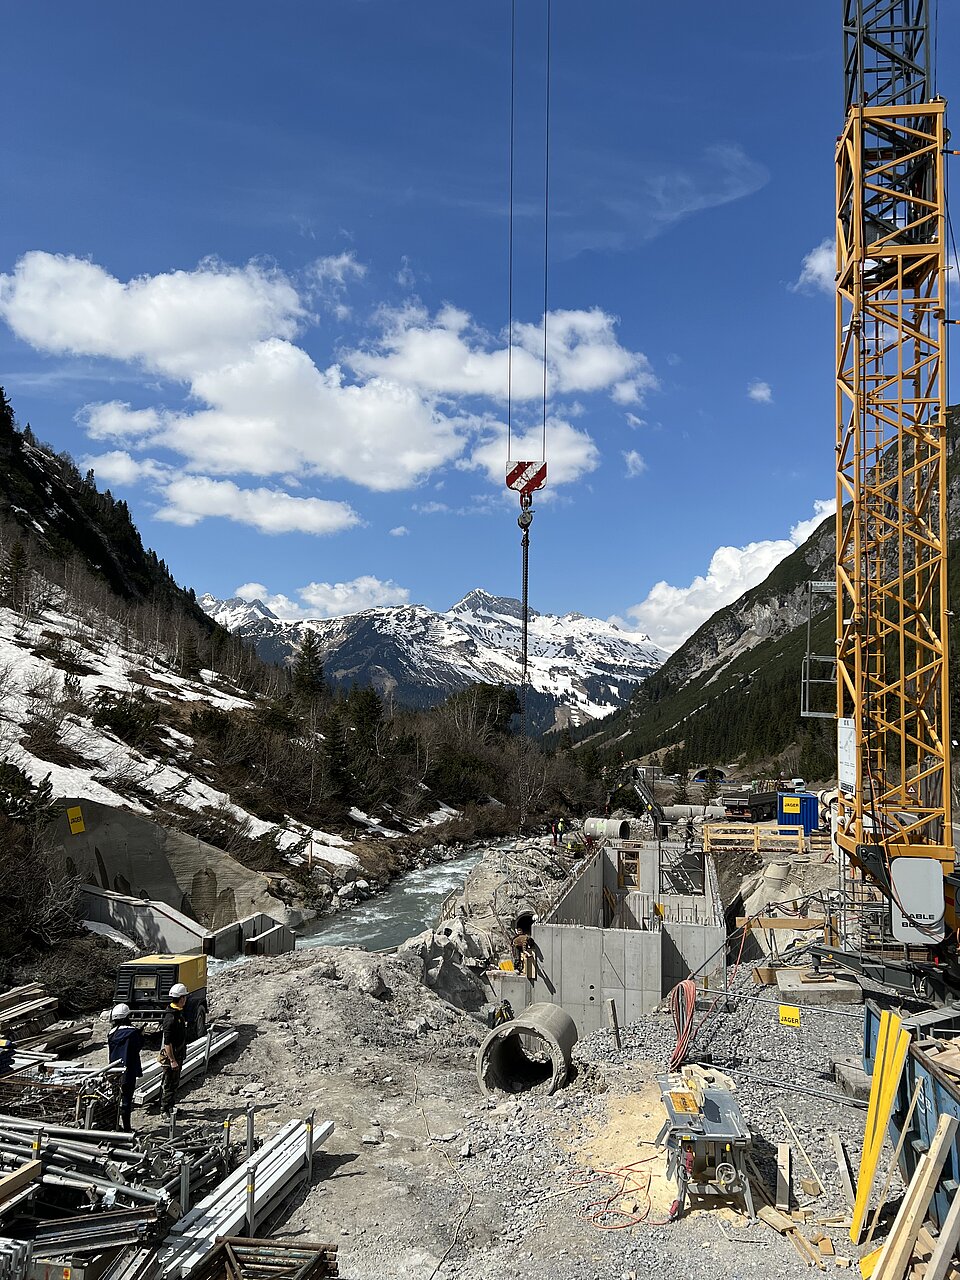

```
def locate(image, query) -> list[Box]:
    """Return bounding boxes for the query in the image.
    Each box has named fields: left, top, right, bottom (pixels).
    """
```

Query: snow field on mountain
left=0, top=599, right=360, bottom=870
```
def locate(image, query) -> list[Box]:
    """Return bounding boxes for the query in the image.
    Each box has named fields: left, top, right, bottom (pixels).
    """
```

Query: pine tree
left=0, top=540, right=30, bottom=611
left=292, top=630, right=325, bottom=701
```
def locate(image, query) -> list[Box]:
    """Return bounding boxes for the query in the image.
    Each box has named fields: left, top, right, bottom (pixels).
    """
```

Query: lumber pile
left=0, top=983, right=91, bottom=1066
left=0, top=986, right=57, bottom=1042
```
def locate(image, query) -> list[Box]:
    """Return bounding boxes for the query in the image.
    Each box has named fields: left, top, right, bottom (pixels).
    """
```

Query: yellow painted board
left=851, top=1014, right=910, bottom=1242
left=66, top=805, right=84, bottom=835
left=779, top=1004, right=802, bottom=1028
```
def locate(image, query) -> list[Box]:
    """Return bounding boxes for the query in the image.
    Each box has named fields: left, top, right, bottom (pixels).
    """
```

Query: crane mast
left=835, top=1, right=955, bottom=952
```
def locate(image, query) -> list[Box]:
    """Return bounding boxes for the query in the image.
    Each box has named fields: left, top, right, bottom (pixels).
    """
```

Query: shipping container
left=776, top=791, right=818, bottom=834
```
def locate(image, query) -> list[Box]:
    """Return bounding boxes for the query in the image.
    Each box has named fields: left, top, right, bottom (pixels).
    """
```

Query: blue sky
left=1, top=2, right=957, bottom=651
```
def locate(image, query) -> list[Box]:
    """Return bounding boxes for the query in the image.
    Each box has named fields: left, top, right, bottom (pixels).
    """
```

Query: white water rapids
left=295, top=851, right=481, bottom=952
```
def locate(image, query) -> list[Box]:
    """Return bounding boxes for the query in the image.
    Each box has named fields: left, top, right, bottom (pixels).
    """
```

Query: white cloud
left=155, top=477, right=360, bottom=534
left=307, top=252, right=366, bottom=320
left=396, top=256, right=416, bottom=288
left=790, top=238, right=835, bottom=295
left=626, top=413, right=647, bottom=429
left=747, top=379, right=773, bottom=404
left=0, top=251, right=303, bottom=380
left=0, top=252, right=465, bottom=492
left=623, top=449, right=647, bottom=478
left=465, top=417, right=600, bottom=487
left=624, top=498, right=836, bottom=652
left=0, top=252, right=629, bottom=504
left=309, top=251, right=366, bottom=287
left=79, top=450, right=170, bottom=486
left=349, top=304, right=656, bottom=405
left=236, top=574, right=409, bottom=619
left=389, top=525, right=410, bottom=536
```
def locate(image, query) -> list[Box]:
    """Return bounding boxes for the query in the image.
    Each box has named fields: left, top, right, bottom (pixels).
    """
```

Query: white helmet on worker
left=111, top=1003, right=131, bottom=1021
left=169, top=983, right=189, bottom=1000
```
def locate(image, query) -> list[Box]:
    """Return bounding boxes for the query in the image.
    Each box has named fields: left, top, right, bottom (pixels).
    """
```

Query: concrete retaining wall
left=81, top=889, right=294, bottom=959
left=81, top=886, right=208, bottom=954
left=51, top=798, right=288, bottom=928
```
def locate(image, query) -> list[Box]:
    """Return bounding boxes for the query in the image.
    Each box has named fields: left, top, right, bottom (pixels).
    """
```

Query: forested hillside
left=570, top=405, right=959, bottom=784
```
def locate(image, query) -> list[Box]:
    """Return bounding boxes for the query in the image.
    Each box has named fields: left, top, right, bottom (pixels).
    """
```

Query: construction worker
left=0, top=1035, right=15, bottom=1075
left=511, top=927, right=534, bottom=977
left=107, top=1004, right=143, bottom=1132
left=160, top=983, right=189, bottom=1116
left=556, top=816, right=567, bottom=845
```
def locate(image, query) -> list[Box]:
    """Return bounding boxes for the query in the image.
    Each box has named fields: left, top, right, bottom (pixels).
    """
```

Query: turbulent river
left=295, top=851, right=482, bottom=952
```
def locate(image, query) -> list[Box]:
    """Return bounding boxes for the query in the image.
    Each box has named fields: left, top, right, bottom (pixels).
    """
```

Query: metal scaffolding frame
left=834, top=4, right=954, bottom=884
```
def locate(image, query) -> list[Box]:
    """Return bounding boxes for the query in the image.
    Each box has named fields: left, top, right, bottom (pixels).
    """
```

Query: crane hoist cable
left=505, top=0, right=551, bottom=830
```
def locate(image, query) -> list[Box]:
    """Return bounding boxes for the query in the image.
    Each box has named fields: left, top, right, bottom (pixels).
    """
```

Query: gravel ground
left=95, top=836, right=895, bottom=1280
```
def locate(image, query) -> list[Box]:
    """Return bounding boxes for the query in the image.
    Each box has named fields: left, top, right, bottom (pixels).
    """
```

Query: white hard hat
left=169, top=983, right=189, bottom=999
left=111, top=1003, right=131, bottom=1021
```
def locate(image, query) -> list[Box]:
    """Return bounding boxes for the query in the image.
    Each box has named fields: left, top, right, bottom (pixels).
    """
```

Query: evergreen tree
left=0, top=540, right=29, bottom=611
left=292, top=630, right=325, bottom=701
left=179, top=631, right=203, bottom=680
left=673, top=762, right=690, bottom=805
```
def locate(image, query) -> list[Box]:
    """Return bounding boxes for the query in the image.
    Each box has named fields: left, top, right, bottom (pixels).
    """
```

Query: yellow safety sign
left=66, top=805, right=85, bottom=835
left=779, top=1004, right=801, bottom=1028
left=782, top=796, right=801, bottom=813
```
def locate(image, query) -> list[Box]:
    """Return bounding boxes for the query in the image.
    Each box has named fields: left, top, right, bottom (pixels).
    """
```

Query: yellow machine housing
left=113, top=953, right=209, bottom=1039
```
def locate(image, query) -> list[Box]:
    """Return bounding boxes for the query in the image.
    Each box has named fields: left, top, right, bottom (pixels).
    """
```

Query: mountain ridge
left=201, top=589, right=667, bottom=733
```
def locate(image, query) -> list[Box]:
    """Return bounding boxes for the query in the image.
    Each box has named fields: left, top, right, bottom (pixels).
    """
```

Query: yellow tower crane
left=832, top=0, right=956, bottom=990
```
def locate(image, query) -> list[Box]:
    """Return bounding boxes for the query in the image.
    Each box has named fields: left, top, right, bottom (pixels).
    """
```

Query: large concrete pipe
left=476, top=1002, right=578, bottom=1097
left=661, top=804, right=726, bottom=821
left=583, top=817, right=631, bottom=840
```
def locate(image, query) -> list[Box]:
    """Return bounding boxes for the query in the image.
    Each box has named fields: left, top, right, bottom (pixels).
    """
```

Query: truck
left=721, top=783, right=779, bottom=822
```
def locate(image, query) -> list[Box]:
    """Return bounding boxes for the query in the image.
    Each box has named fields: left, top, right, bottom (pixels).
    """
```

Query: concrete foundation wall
left=550, top=851, right=604, bottom=926
left=490, top=840, right=728, bottom=1037
left=209, top=913, right=294, bottom=958
left=81, top=886, right=209, bottom=954
left=51, top=798, right=288, bottom=927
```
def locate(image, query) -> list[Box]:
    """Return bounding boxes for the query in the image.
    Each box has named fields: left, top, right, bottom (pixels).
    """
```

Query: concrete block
left=833, top=1055, right=872, bottom=1101
left=775, top=968, right=863, bottom=1005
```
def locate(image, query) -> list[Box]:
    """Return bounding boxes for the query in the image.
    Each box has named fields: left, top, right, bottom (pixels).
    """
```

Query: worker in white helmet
left=160, top=983, right=189, bottom=1116
left=107, top=1003, right=143, bottom=1132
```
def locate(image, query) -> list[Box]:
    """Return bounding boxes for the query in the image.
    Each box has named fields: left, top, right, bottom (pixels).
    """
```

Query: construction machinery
left=816, top=0, right=958, bottom=998
left=113, top=956, right=209, bottom=1040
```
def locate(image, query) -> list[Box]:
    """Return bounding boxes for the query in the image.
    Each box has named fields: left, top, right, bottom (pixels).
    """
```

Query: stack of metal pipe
left=159, top=1116, right=334, bottom=1277
left=133, top=1029, right=238, bottom=1106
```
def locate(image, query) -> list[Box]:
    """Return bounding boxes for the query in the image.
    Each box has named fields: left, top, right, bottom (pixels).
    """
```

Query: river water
left=295, top=851, right=481, bottom=952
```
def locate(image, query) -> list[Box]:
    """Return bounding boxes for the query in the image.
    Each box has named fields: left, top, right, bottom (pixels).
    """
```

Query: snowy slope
left=0, top=596, right=359, bottom=871
left=201, top=588, right=667, bottom=730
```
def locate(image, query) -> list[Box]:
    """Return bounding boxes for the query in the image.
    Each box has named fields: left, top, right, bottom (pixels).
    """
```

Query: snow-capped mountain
left=200, top=588, right=667, bottom=731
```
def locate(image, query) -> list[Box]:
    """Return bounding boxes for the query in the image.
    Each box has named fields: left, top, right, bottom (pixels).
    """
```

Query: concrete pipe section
left=582, top=817, right=631, bottom=841
left=477, top=1002, right=578, bottom=1097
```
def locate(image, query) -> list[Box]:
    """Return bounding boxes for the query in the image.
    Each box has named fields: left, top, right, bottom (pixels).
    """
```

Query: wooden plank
left=759, top=1204, right=795, bottom=1234
left=0, top=1159, right=41, bottom=1205
left=926, top=1186, right=960, bottom=1280
left=0, top=985, right=44, bottom=1012
left=780, top=1107, right=825, bottom=1196
left=831, top=1131, right=856, bottom=1210
left=873, top=1114, right=959, bottom=1280
left=777, top=1143, right=793, bottom=1211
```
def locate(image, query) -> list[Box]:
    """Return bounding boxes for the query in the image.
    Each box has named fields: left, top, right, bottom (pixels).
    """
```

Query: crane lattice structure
left=835, top=0, right=954, bottom=935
